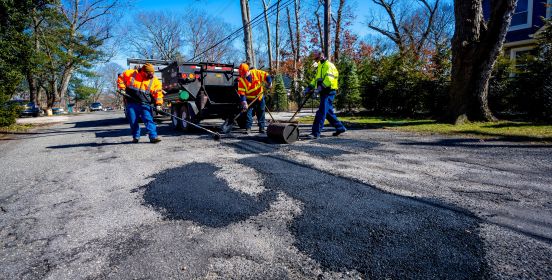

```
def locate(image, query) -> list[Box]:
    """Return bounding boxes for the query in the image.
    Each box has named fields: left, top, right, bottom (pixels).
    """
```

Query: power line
left=187, top=0, right=295, bottom=62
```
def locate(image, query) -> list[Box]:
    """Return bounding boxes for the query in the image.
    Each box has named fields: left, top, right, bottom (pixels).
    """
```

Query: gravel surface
left=1, top=111, right=551, bottom=279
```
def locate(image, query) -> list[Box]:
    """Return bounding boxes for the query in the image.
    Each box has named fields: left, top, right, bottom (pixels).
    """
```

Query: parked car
left=52, top=107, right=65, bottom=115
left=7, top=100, right=40, bottom=117
left=90, top=102, right=103, bottom=111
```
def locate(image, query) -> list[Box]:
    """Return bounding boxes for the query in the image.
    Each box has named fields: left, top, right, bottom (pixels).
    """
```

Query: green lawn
left=299, top=116, right=552, bottom=141
left=0, top=123, right=34, bottom=134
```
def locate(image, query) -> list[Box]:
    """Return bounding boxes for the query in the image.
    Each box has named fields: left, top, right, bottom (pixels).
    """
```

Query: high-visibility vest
left=117, top=69, right=163, bottom=104
left=237, top=69, right=270, bottom=100
left=310, top=60, right=339, bottom=90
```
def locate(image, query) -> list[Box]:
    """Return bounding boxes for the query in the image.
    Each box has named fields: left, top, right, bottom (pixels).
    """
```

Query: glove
left=265, top=82, right=272, bottom=89
left=316, top=78, right=323, bottom=87
left=303, top=86, right=312, bottom=96
left=155, top=105, right=162, bottom=111
left=155, top=97, right=163, bottom=105
left=117, top=89, right=125, bottom=95
left=241, top=101, right=248, bottom=112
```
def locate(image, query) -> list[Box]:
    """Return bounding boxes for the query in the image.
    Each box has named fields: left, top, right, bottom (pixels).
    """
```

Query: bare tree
left=448, top=0, right=517, bottom=123
left=184, top=11, right=235, bottom=62
left=333, top=0, right=345, bottom=61
left=240, top=0, right=255, bottom=67
left=367, top=0, right=440, bottom=56
left=275, top=0, right=281, bottom=71
left=262, top=0, right=274, bottom=70
left=127, top=12, right=184, bottom=60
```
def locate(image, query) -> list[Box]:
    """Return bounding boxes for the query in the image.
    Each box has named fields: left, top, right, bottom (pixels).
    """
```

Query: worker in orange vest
left=237, top=63, right=272, bottom=134
left=117, top=63, right=163, bottom=143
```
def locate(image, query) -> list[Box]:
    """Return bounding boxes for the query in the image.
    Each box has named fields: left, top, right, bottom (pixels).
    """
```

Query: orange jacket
left=237, top=69, right=270, bottom=101
left=117, top=69, right=163, bottom=105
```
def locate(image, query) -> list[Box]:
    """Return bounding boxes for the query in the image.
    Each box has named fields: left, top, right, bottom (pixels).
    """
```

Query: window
left=510, top=0, right=533, bottom=31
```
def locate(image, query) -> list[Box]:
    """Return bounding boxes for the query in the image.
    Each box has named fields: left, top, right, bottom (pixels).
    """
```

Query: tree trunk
left=315, top=10, right=324, bottom=51
left=240, top=0, right=255, bottom=66
left=324, top=0, right=331, bottom=59
left=262, top=0, right=273, bottom=70
left=287, top=7, right=296, bottom=60
left=275, top=0, right=281, bottom=72
left=334, top=0, right=345, bottom=61
left=286, top=6, right=298, bottom=101
left=294, top=0, right=300, bottom=62
left=448, top=0, right=516, bottom=124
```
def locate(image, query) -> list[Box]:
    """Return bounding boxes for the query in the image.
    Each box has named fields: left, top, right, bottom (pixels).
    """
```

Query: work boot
left=132, top=138, right=139, bottom=143
left=244, top=128, right=251, bottom=135
left=259, top=127, right=266, bottom=134
left=332, top=129, right=346, bottom=136
left=149, top=137, right=161, bottom=143
left=306, top=134, right=320, bottom=140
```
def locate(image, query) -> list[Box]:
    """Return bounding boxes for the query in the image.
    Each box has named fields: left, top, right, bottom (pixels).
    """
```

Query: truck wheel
left=171, top=105, right=183, bottom=130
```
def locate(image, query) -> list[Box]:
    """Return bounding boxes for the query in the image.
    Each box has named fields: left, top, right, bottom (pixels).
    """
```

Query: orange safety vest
left=237, top=69, right=269, bottom=101
left=117, top=69, right=163, bottom=104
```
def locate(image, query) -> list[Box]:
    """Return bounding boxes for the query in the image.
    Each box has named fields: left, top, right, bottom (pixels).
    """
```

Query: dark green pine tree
left=272, top=74, right=288, bottom=111
left=336, top=57, right=361, bottom=112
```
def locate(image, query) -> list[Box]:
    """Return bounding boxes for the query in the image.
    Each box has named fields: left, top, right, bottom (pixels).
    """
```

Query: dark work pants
left=311, top=91, right=346, bottom=136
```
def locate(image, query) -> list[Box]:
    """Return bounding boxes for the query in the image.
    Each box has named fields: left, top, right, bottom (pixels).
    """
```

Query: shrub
left=360, top=53, right=447, bottom=117
left=0, top=100, right=20, bottom=127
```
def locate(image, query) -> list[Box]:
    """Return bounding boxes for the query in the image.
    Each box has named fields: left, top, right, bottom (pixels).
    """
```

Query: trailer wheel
left=170, top=104, right=183, bottom=130
left=177, top=103, right=197, bottom=132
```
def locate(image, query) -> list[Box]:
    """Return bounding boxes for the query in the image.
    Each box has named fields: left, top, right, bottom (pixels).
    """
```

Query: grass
left=0, top=123, right=35, bottom=134
left=298, top=115, right=552, bottom=141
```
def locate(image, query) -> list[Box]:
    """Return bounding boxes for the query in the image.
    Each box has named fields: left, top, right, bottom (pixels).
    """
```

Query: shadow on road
left=139, top=146, right=489, bottom=278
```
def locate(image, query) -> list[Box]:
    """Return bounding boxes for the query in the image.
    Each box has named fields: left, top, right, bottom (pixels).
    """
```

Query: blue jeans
left=246, top=96, right=266, bottom=130
left=312, top=91, right=346, bottom=136
left=126, top=103, right=158, bottom=139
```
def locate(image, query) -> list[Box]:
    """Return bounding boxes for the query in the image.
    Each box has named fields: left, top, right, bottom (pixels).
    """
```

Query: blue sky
left=113, top=0, right=453, bottom=67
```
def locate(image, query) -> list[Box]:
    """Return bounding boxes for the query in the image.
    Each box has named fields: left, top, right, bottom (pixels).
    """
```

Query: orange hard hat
left=238, top=63, right=249, bottom=77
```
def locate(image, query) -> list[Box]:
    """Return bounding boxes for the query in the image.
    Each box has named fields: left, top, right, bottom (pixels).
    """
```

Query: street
left=1, top=111, right=551, bottom=279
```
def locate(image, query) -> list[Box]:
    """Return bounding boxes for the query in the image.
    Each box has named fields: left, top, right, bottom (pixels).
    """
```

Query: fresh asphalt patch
left=135, top=140, right=488, bottom=279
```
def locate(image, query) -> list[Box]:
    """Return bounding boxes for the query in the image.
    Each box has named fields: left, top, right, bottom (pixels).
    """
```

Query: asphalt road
left=1, top=111, right=551, bottom=279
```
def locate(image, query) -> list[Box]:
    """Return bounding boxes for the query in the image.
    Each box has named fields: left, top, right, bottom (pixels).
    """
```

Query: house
left=484, top=0, right=551, bottom=62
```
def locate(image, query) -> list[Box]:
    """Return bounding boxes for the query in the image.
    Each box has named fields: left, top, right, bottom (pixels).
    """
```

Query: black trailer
left=162, top=62, right=244, bottom=131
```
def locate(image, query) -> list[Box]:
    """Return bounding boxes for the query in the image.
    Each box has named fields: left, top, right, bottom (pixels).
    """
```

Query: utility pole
left=324, top=0, right=331, bottom=59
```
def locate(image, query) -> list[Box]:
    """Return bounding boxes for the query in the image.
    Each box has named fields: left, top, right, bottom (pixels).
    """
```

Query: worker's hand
left=155, top=105, right=162, bottom=112
left=265, top=82, right=272, bottom=89
left=316, top=78, right=323, bottom=87
left=241, top=101, right=248, bottom=112
left=117, top=89, right=125, bottom=95
left=313, top=85, right=323, bottom=98
left=303, top=86, right=312, bottom=96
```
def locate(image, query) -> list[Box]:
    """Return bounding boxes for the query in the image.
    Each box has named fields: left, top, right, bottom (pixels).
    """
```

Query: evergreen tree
left=336, top=57, right=361, bottom=112
left=272, top=74, right=288, bottom=111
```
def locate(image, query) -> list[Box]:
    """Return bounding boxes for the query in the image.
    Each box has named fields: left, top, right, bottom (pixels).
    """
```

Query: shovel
left=220, top=93, right=262, bottom=134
